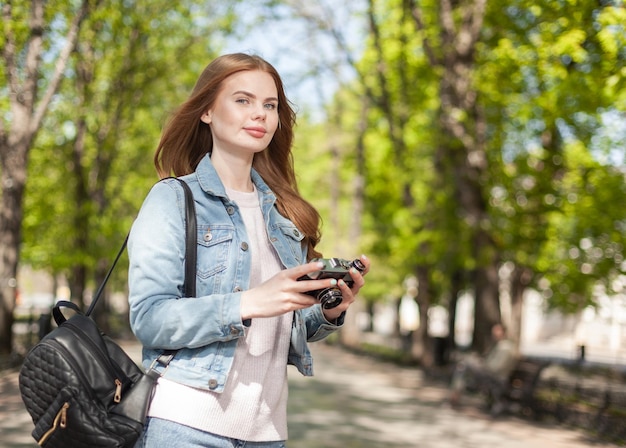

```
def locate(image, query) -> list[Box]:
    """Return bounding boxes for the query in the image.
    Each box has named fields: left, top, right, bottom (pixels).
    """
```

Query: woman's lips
left=244, top=127, right=266, bottom=138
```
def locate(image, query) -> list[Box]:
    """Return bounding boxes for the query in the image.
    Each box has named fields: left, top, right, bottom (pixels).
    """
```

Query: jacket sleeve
left=302, top=304, right=344, bottom=342
left=127, top=180, right=246, bottom=350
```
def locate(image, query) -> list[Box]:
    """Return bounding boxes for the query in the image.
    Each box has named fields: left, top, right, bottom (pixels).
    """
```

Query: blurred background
left=2, top=0, right=625, bottom=370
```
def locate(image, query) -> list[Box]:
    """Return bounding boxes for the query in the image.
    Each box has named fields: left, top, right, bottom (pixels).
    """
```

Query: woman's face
left=201, top=70, right=279, bottom=159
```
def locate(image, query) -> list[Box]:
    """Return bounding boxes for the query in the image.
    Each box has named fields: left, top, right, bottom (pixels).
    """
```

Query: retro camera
left=298, top=257, right=366, bottom=309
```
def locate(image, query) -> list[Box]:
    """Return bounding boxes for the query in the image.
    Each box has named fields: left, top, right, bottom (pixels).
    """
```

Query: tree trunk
left=510, top=265, right=532, bottom=346
left=411, top=0, right=496, bottom=353
left=0, top=139, right=28, bottom=354
left=447, top=269, right=463, bottom=349
left=67, top=115, right=90, bottom=308
left=92, top=261, right=111, bottom=333
left=413, top=265, right=432, bottom=365
left=471, top=256, right=501, bottom=352
left=0, top=0, right=91, bottom=354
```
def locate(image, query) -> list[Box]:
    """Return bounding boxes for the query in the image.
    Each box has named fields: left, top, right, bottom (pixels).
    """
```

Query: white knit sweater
left=147, top=186, right=292, bottom=441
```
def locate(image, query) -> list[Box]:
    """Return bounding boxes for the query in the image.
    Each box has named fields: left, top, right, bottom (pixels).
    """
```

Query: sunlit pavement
left=287, top=343, right=619, bottom=448
left=1, top=341, right=620, bottom=448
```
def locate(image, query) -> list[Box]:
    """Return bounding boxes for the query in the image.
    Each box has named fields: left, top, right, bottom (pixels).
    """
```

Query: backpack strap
left=52, top=300, right=83, bottom=326
left=154, top=177, right=197, bottom=369
left=171, top=177, right=197, bottom=298
left=84, top=234, right=130, bottom=318
left=52, top=177, right=198, bottom=373
left=81, top=177, right=197, bottom=320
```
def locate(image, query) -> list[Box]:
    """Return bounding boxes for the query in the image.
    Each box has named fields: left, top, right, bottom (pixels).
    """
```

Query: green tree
left=0, top=0, right=95, bottom=355
left=21, top=0, right=240, bottom=331
left=477, top=0, right=626, bottom=341
left=407, top=0, right=501, bottom=353
left=538, top=143, right=626, bottom=312
left=314, top=0, right=626, bottom=358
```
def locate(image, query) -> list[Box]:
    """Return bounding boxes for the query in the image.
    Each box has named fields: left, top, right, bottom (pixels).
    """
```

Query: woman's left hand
left=322, top=254, right=370, bottom=322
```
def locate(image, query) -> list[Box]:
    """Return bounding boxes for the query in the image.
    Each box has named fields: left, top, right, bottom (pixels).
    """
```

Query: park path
left=0, top=341, right=619, bottom=448
left=287, top=343, right=618, bottom=448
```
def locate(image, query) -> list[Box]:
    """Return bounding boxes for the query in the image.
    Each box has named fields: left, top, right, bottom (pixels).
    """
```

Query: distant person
left=449, top=323, right=518, bottom=414
left=127, top=53, right=370, bottom=447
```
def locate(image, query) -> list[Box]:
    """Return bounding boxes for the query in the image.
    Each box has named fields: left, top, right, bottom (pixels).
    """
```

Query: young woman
left=128, top=53, right=369, bottom=447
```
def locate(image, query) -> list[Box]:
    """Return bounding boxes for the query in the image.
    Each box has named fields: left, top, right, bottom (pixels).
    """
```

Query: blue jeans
left=134, top=417, right=287, bottom=448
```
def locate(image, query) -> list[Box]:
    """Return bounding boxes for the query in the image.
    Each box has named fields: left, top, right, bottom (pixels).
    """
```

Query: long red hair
left=154, top=53, right=322, bottom=259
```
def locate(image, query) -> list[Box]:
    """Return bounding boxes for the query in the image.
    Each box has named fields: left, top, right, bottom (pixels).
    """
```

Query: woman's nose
left=252, top=105, right=266, bottom=120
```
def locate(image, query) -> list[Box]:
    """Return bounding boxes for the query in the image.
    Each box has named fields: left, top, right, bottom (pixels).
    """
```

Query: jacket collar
left=195, top=153, right=275, bottom=203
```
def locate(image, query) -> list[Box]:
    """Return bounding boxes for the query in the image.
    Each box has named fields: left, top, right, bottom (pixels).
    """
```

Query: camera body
left=298, top=257, right=365, bottom=309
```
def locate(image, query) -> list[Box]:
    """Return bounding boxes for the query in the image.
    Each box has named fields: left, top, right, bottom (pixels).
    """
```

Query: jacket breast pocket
left=274, top=222, right=306, bottom=265
left=196, top=224, right=234, bottom=283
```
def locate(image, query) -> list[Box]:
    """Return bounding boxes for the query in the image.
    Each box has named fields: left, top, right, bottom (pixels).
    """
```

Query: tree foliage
left=283, top=0, right=626, bottom=356
left=1, top=0, right=241, bottom=352
left=478, top=0, right=626, bottom=315
left=2, top=0, right=625, bottom=360
left=1, top=0, right=93, bottom=354
left=22, top=0, right=231, bottom=304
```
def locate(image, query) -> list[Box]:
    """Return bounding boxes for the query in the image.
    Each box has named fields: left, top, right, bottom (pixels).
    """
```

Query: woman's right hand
left=240, top=261, right=338, bottom=319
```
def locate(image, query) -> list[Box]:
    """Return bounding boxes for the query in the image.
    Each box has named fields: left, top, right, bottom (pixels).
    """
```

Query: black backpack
left=19, top=301, right=159, bottom=447
left=18, top=178, right=196, bottom=447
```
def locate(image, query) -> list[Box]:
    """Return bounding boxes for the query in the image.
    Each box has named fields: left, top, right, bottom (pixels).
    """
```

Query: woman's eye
left=264, top=103, right=277, bottom=110
left=236, top=98, right=249, bottom=104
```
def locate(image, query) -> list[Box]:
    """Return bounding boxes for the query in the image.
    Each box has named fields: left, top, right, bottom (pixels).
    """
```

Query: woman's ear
left=201, top=111, right=212, bottom=124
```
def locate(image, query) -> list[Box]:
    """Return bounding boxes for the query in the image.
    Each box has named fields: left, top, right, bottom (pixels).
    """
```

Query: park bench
left=504, top=359, right=551, bottom=413
left=479, top=358, right=626, bottom=444
left=532, top=366, right=626, bottom=443
left=482, top=358, right=551, bottom=416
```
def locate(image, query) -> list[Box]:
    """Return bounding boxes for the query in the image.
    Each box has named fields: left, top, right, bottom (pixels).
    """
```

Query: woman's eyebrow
left=232, top=90, right=278, bottom=102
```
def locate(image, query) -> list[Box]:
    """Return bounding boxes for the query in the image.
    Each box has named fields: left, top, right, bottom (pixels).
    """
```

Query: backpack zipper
left=114, top=379, right=123, bottom=403
left=28, top=318, right=131, bottom=443
left=37, top=402, right=69, bottom=445
left=39, top=333, right=119, bottom=406
left=65, top=319, right=129, bottom=402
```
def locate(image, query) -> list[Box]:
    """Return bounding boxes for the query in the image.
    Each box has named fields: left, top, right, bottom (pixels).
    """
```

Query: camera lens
left=350, top=259, right=365, bottom=273
left=319, top=288, right=343, bottom=309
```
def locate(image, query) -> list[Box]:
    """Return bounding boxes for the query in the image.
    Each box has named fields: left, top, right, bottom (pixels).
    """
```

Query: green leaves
left=9, top=0, right=626, bottom=317
left=17, top=0, right=242, bottom=296
left=292, top=0, right=626, bottom=319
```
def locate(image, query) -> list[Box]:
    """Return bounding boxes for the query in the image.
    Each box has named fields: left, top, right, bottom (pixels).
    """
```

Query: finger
left=348, top=267, right=365, bottom=290
left=357, top=254, right=370, bottom=275
left=293, top=292, right=319, bottom=308
left=294, top=278, right=339, bottom=294
left=288, top=260, right=325, bottom=279
left=338, top=279, right=355, bottom=297
left=332, top=280, right=354, bottom=309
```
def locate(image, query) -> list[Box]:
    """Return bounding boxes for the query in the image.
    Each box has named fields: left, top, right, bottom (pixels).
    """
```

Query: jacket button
left=208, top=379, right=218, bottom=389
left=230, top=326, right=240, bottom=336
left=241, top=242, right=249, bottom=251
left=233, top=286, right=242, bottom=292
left=203, top=232, right=213, bottom=242
left=226, top=206, right=235, bottom=215
left=293, top=229, right=300, bottom=237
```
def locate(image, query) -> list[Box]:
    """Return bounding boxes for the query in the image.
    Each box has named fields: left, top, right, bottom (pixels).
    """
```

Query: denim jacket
left=127, top=154, right=342, bottom=393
